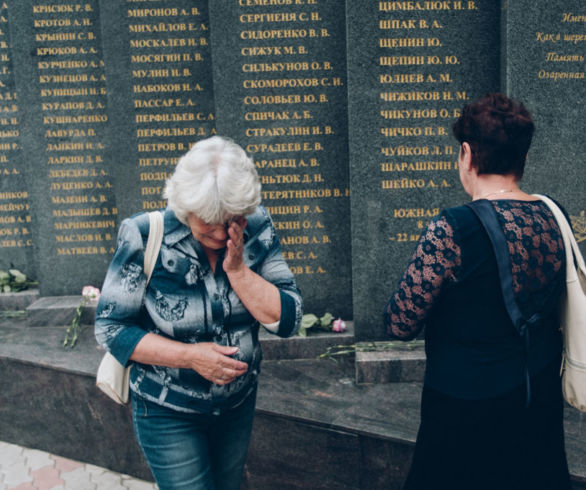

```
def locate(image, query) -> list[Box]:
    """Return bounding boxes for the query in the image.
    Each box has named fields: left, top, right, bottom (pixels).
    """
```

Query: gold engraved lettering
left=379, top=2, right=451, bottom=11
left=381, top=161, right=453, bottom=171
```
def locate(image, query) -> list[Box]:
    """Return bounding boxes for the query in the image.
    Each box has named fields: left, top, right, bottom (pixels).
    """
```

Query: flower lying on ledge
left=319, top=339, right=424, bottom=361
left=298, top=312, right=347, bottom=337
left=63, top=286, right=100, bottom=349
left=0, top=269, right=37, bottom=293
left=332, top=318, right=347, bottom=333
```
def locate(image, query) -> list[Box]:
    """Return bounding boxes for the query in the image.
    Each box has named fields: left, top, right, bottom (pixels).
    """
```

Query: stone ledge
left=260, top=321, right=354, bottom=360
left=26, top=296, right=97, bottom=327
left=0, top=323, right=584, bottom=489
left=0, top=289, right=40, bottom=311
left=355, top=341, right=425, bottom=384
left=22, top=296, right=354, bottom=358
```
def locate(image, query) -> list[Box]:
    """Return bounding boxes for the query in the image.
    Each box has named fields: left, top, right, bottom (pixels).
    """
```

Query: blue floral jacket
left=95, top=206, right=303, bottom=413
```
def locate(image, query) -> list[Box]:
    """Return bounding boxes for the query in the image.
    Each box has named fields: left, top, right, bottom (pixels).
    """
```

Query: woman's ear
left=460, top=142, right=473, bottom=172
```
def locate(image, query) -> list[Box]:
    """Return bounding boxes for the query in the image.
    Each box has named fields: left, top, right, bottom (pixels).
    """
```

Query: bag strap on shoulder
left=144, top=211, right=164, bottom=284
left=533, top=194, right=586, bottom=281
left=466, top=200, right=528, bottom=331
left=466, top=199, right=535, bottom=407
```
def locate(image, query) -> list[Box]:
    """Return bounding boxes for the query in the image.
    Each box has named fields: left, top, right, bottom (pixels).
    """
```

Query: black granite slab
left=98, top=0, right=215, bottom=220
left=259, top=321, right=354, bottom=360
left=504, top=0, right=586, bottom=256
left=209, top=0, right=352, bottom=321
left=8, top=0, right=118, bottom=296
left=0, top=322, right=585, bottom=488
left=0, top=0, right=583, bottom=338
left=355, top=341, right=426, bottom=384
left=246, top=414, right=361, bottom=490
left=346, top=2, right=500, bottom=339
left=0, top=2, right=35, bottom=278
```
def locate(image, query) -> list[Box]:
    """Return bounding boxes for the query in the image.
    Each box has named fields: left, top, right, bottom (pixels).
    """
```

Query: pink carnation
left=332, top=318, right=346, bottom=333
left=82, top=285, right=100, bottom=301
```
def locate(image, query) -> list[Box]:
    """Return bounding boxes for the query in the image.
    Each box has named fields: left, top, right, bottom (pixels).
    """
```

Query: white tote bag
left=534, top=194, right=586, bottom=412
left=95, top=211, right=164, bottom=405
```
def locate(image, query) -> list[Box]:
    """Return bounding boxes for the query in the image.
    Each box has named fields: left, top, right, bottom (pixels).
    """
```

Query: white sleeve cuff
left=261, top=320, right=280, bottom=333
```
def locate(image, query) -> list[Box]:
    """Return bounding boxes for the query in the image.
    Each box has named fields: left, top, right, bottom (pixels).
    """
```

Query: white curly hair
left=164, top=136, right=261, bottom=224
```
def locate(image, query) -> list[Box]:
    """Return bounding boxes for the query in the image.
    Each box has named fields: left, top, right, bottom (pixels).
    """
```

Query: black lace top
left=384, top=199, right=567, bottom=398
left=384, top=200, right=565, bottom=340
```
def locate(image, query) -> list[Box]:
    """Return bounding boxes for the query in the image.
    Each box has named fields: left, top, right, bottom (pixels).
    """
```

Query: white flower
left=82, top=285, right=100, bottom=301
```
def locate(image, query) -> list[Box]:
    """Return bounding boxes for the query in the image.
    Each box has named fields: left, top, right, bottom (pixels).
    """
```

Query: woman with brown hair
left=384, top=93, right=571, bottom=490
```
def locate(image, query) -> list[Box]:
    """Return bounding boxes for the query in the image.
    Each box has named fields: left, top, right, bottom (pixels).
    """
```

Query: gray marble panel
left=504, top=0, right=586, bottom=256
left=209, top=0, right=352, bottom=320
left=0, top=356, right=153, bottom=481
left=347, top=2, right=500, bottom=339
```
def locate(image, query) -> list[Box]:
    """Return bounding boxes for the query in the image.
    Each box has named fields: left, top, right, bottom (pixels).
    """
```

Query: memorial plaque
left=0, top=1, right=583, bottom=340
left=505, top=0, right=586, bottom=255
left=209, top=0, right=352, bottom=319
left=0, top=2, right=35, bottom=277
left=347, top=1, right=500, bottom=338
left=99, top=0, right=215, bottom=219
left=8, top=0, right=117, bottom=295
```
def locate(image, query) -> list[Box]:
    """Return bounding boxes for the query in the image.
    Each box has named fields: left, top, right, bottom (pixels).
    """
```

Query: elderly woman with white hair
left=95, top=136, right=303, bottom=490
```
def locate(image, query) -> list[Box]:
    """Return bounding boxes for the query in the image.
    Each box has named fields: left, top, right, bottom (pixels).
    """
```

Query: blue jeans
left=131, top=389, right=256, bottom=490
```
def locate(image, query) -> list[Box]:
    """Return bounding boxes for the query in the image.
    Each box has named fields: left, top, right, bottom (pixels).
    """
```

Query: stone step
left=260, top=321, right=354, bottom=360
left=0, top=289, right=40, bottom=311
left=355, top=340, right=426, bottom=384
left=1, top=322, right=584, bottom=489
left=25, top=296, right=98, bottom=327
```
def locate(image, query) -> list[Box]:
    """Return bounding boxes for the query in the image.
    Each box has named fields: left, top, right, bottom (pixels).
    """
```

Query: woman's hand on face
left=188, top=343, right=248, bottom=385
left=223, top=217, right=248, bottom=274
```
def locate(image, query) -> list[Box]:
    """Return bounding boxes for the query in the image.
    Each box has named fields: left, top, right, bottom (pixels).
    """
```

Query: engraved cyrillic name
left=34, top=0, right=116, bottom=255
left=0, top=3, right=31, bottom=251
left=377, top=1, right=484, bottom=241
left=127, top=0, right=215, bottom=211
left=235, top=0, right=348, bottom=286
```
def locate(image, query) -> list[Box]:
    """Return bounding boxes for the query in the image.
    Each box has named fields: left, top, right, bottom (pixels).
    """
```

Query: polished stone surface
left=99, top=0, right=215, bottom=222
left=260, top=322, right=354, bottom=360
left=346, top=2, right=501, bottom=339
left=209, top=0, right=353, bottom=321
left=19, top=294, right=354, bottom=356
left=26, top=296, right=98, bottom=327
left=1, top=321, right=584, bottom=488
left=9, top=0, right=118, bottom=296
left=0, top=289, right=39, bottom=311
left=355, top=342, right=426, bottom=384
left=505, top=0, right=586, bottom=257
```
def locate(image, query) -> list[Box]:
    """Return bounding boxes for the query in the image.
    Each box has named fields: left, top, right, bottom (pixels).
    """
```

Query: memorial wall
left=0, top=1, right=583, bottom=339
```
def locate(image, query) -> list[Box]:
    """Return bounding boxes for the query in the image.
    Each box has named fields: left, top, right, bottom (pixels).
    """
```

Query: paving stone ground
left=0, top=441, right=156, bottom=490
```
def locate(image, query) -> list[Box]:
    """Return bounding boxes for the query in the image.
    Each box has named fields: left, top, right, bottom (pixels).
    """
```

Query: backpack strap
left=466, top=199, right=537, bottom=407
left=144, top=211, right=164, bottom=284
